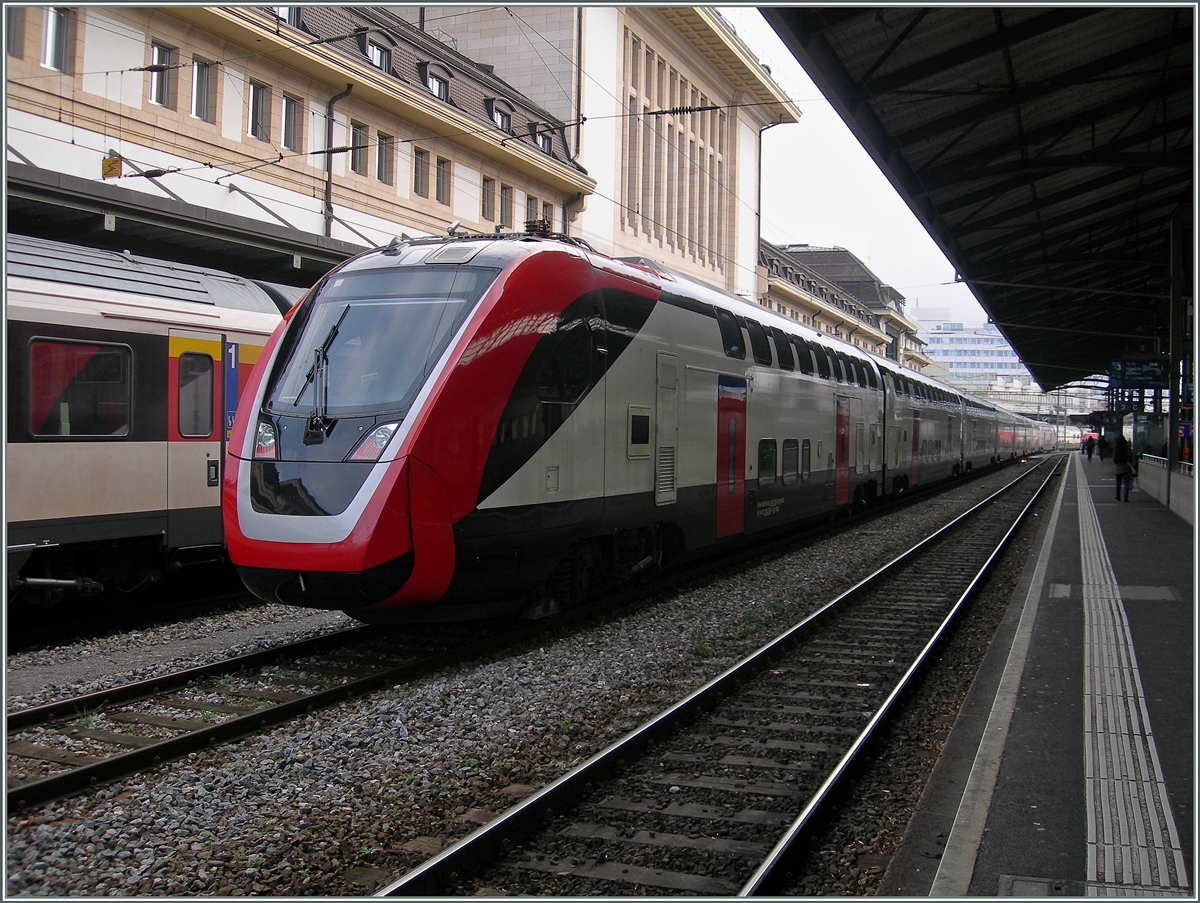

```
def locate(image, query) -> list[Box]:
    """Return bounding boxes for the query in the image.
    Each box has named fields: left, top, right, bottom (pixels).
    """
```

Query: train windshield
left=266, top=265, right=497, bottom=418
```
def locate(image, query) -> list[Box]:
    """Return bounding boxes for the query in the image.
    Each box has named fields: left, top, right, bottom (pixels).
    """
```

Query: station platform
left=881, top=451, right=1194, bottom=897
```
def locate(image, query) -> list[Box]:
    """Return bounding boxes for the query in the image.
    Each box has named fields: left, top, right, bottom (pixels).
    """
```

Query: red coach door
left=716, top=376, right=746, bottom=538
left=835, top=396, right=850, bottom=505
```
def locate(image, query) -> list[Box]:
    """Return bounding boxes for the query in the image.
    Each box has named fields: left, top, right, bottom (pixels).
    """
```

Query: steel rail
left=739, top=454, right=1064, bottom=895
left=6, top=627, right=507, bottom=810
left=376, top=456, right=1062, bottom=896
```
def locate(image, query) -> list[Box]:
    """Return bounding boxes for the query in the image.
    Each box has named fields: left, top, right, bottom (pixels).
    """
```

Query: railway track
left=378, top=455, right=1063, bottom=896
left=5, top=622, right=510, bottom=811
left=6, top=458, right=1040, bottom=817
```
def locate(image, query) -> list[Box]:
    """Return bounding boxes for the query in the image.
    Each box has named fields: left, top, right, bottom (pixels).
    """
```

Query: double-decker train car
left=223, top=229, right=1053, bottom=623
left=6, top=235, right=293, bottom=606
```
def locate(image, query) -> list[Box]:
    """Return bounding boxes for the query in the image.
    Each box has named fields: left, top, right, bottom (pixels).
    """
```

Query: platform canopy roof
left=762, top=7, right=1193, bottom=391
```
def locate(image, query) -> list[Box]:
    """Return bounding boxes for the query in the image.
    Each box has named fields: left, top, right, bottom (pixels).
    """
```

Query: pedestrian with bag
left=1113, top=434, right=1133, bottom=502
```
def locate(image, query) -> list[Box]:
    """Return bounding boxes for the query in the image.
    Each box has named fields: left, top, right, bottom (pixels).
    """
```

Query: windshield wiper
left=297, top=304, right=349, bottom=445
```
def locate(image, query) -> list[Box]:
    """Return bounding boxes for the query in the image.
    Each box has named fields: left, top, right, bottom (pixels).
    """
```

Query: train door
left=716, top=376, right=746, bottom=537
left=835, top=396, right=850, bottom=505
left=166, top=328, right=224, bottom=553
left=655, top=353, right=678, bottom=505
left=910, top=411, right=921, bottom=487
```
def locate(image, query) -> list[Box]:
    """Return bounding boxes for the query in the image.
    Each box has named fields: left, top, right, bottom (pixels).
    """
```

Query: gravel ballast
left=6, top=462, right=1054, bottom=896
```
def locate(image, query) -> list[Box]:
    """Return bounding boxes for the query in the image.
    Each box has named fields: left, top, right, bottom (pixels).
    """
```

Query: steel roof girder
left=892, top=30, right=1192, bottom=148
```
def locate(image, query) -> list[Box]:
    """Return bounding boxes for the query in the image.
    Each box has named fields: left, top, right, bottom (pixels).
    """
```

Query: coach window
left=791, top=337, right=814, bottom=375
left=770, top=327, right=794, bottom=370
left=854, top=359, right=868, bottom=388
left=813, top=344, right=832, bottom=380
left=830, top=352, right=845, bottom=383
left=800, top=439, right=811, bottom=482
left=864, top=362, right=878, bottom=389
left=536, top=320, right=591, bottom=404
left=29, top=339, right=131, bottom=437
left=782, top=439, right=799, bottom=485
left=178, top=352, right=213, bottom=437
left=744, top=318, right=772, bottom=366
left=758, top=439, right=777, bottom=487
left=715, top=309, right=746, bottom=359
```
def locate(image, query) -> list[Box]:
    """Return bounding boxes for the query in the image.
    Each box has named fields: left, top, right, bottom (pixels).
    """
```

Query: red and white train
left=224, top=229, right=1055, bottom=622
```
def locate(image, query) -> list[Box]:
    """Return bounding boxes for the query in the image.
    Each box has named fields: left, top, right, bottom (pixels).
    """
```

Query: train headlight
left=253, top=420, right=278, bottom=460
left=347, top=422, right=398, bottom=462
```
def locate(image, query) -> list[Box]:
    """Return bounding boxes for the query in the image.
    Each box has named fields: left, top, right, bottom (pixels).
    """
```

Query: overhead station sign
left=1111, top=357, right=1168, bottom=389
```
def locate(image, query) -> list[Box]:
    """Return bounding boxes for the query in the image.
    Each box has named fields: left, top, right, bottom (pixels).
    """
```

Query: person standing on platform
left=1113, top=434, right=1133, bottom=501
left=1086, top=435, right=1095, bottom=461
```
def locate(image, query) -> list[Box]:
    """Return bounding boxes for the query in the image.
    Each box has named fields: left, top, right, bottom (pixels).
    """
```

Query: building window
left=191, top=58, right=216, bottom=122
left=7, top=7, right=25, bottom=57
left=493, top=108, right=511, bottom=132
left=536, top=132, right=552, bottom=154
left=367, top=41, right=390, bottom=71
left=499, top=184, right=513, bottom=228
left=526, top=195, right=539, bottom=224
left=149, top=43, right=175, bottom=108
left=413, top=148, right=429, bottom=197
left=282, top=94, right=301, bottom=151
left=428, top=72, right=449, bottom=101
left=376, top=133, right=393, bottom=184
left=541, top=202, right=553, bottom=230
left=350, top=122, right=367, bottom=175
left=435, top=157, right=451, bottom=205
left=481, top=177, right=496, bottom=221
left=29, top=339, right=131, bottom=438
left=248, top=81, right=271, bottom=141
left=274, top=7, right=300, bottom=27
left=41, top=7, right=70, bottom=72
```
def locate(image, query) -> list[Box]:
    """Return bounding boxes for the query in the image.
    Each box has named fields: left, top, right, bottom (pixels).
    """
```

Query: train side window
left=28, top=338, right=131, bottom=437
left=813, top=344, right=832, bottom=379
left=536, top=321, right=591, bottom=403
left=851, top=357, right=868, bottom=388
left=758, top=438, right=777, bottom=487
left=627, top=405, right=651, bottom=458
left=800, top=438, right=811, bottom=482
left=178, top=352, right=214, bottom=437
left=782, top=438, right=799, bottom=485
left=864, top=362, right=878, bottom=389
left=791, top=337, right=814, bottom=375
left=744, top=318, right=773, bottom=366
left=903, top=377, right=915, bottom=397
left=831, top=352, right=846, bottom=383
left=715, top=308, right=746, bottom=359
left=770, top=327, right=794, bottom=370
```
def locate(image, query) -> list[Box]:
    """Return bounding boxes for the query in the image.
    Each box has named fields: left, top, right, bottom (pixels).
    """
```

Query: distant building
left=915, top=308, right=1035, bottom=390
left=761, top=243, right=929, bottom=372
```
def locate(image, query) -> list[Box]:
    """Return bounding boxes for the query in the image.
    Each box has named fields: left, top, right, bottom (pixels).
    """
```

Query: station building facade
left=5, top=5, right=594, bottom=282
left=385, top=6, right=799, bottom=296
left=757, top=241, right=930, bottom=373
left=7, top=5, right=795, bottom=300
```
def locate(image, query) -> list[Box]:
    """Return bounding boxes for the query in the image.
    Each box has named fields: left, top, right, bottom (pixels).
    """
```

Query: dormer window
left=367, top=41, right=390, bottom=71
left=485, top=98, right=514, bottom=133
left=273, top=7, right=300, bottom=28
left=417, top=61, right=453, bottom=102
left=429, top=72, right=448, bottom=100
left=528, top=121, right=553, bottom=154
left=357, top=30, right=396, bottom=73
